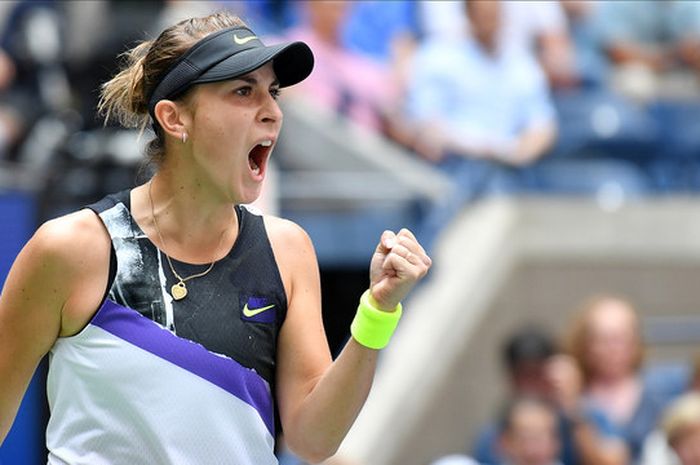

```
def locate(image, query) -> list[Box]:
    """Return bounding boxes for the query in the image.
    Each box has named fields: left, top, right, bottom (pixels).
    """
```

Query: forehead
left=588, top=300, right=637, bottom=332
left=510, top=403, right=557, bottom=429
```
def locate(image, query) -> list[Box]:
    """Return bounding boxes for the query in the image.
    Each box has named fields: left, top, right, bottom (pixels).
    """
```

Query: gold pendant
left=171, top=281, right=187, bottom=301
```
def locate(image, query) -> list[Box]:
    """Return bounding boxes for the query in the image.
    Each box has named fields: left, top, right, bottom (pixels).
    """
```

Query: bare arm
left=547, top=355, right=629, bottom=465
left=607, top=42, right=670, bottom=72
left=268, top=219, right=430, bottom=463
left=571, top=421, right=629, bottom=465
left=0, top=211, right=109, bottom=444
left=508, top=121, right=557, bottom=167
left=538, top=32, right=578, bottom=89
left=446, top=122, right=556, bottom=167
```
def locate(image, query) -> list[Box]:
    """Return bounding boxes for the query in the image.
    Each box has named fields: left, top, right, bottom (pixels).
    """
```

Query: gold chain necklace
left=148, top=179, right=229, bottom=301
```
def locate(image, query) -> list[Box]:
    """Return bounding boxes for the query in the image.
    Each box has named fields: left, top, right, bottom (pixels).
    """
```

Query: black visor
left=147, top=26, right=314, bottom=118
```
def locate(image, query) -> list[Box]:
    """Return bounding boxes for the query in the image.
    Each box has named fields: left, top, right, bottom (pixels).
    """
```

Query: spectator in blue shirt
left=404, top=0, right=556, bottom=166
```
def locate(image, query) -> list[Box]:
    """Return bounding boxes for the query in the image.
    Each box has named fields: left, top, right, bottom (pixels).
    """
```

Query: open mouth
left=248, top=140, right=272, bottom=177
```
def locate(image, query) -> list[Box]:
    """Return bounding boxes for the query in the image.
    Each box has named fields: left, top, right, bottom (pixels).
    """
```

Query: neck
left=478, top=37, right=498, bottom=56
left=136, top=169, right=238, bottom=264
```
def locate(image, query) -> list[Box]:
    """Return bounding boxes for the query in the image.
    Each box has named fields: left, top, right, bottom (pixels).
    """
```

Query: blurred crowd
left=3, top=0, right=700, bottom=222
left=2, top=2, right=700, bottom=464
left=429, top=294, right=700, bottom=465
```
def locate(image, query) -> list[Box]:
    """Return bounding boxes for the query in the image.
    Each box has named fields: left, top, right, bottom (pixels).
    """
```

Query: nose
left=259, top=92, right=283, bottom=125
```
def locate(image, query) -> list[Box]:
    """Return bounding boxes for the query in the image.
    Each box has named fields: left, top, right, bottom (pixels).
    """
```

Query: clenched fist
left=368, top=229, right=432, bottom=311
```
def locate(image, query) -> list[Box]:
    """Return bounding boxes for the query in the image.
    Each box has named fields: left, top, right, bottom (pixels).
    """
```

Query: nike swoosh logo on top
left=242, top=303, right=275, bottom=318
left=233, top=34, right=257, bottom=45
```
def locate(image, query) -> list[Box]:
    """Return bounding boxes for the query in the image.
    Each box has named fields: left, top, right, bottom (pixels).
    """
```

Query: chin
left=238, top=188, right=263, bottom=206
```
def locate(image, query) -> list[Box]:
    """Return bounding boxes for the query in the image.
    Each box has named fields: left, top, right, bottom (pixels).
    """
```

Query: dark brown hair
left=97, top=12, right=247, bottom=165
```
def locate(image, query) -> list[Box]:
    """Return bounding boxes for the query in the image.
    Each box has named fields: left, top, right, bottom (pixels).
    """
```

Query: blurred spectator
left=0, top=1, right=64, bottom=161
left=234, top=0, right=300, bottom=36
left=558, top=1, right=609, bottom=88
left=565, top=295, right=667, bottom=463
left=404, top=0, right=556, bottom=166
left=497, top=397, right=562, bottom=465
left=472, top=326, right=627, bottom=465
left=640, top=354, right=700, bottom=465
left=598, top=0, right=700, bottom=100
left=419, top=1, right=577, bottom=89
left=339, top=1, right=421, bottom=142
left=284, top=1, right=396, bottom=132
left=340, top=1, right=419, bottom=65
left=0, top=47, right=22, bottom=159
left=660, top=393, right=700, bottom=465
left=496, top=1, right=576, bottom=89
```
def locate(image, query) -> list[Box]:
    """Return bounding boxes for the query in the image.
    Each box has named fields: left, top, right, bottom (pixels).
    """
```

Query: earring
left=181, top=132, right=188, bottom=144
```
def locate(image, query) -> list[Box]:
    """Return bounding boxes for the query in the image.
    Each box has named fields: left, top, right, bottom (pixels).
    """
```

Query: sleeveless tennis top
left=46, top=189, right=287, bottom=465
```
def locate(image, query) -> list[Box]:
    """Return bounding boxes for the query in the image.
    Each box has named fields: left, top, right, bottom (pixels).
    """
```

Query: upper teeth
left=260, top=140, right=272, bottom=147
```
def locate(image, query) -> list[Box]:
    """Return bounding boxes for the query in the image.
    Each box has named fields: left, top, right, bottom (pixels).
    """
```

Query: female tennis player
left=0, top=12, right=431, bottom=464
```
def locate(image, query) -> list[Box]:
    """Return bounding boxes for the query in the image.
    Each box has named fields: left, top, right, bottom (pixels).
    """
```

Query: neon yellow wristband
left=350, top=290, right=403, bottom=350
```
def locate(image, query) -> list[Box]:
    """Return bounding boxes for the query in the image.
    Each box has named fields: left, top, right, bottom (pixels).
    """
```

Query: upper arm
left=264, top=217, right=332, bottom=430
left=0, top=210, right=109, bottom=442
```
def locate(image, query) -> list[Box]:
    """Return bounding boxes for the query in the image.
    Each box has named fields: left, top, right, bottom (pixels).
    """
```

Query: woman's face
left=584, top=301, right=640, bottom=381
left=501, top=403, right=560, bottom=465
left=184, top=61, right=283, bottom=204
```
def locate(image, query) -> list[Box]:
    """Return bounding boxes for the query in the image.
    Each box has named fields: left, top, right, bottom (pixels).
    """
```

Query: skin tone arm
left=538, top=32, right=579, bottom=89
left=0, top=211, right=110, bottom=444
left=676, top=38, right=700, bottom=75
left=547, top=355, right=629, bottom=465
left=401, top=114, right=556, bottom=166
left=606, top=42, right=670, bottom=72
left=507, top=122, right=557, bottom=167
left=269, top=219, right=431, bottom=463
left=571, top=422, right=629, bottom=465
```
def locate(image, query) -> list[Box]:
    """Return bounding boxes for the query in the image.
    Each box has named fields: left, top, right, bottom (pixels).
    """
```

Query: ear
left=154, top=99, right=191, bottom=140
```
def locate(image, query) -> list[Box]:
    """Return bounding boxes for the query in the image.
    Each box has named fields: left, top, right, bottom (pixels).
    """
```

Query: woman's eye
left=270, top=88, right=281, bottom=100
left=235, top=87, right=252, bottom=96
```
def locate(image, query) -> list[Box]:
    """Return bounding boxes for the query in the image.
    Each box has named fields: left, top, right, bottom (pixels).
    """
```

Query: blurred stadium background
left=2, top=1, right=700, bottom=464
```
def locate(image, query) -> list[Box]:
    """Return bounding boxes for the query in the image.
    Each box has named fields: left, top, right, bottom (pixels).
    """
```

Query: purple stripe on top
left=91, top=299, right=274, bottom=435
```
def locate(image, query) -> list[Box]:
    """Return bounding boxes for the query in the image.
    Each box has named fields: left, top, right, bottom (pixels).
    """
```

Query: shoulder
left=33, top=209, right=110, bottom=261
left=22, top=209, right=111, bottom=294
left=4, top=209, right=111, bottom=336
left=261, top=215, right=319, bottom=297
left=263, top=215, right=315, bottom=255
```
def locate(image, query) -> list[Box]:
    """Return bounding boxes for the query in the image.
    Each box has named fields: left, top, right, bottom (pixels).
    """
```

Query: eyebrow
left=235, top=76, right=280, bottom=87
